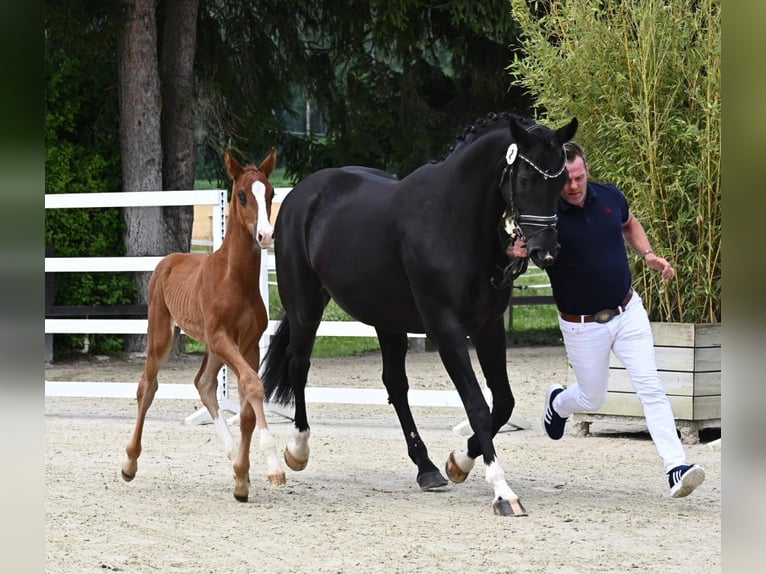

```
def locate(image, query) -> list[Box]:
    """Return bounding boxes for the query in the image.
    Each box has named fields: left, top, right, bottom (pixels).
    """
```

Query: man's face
left=561, top=156, right=588, bottom=207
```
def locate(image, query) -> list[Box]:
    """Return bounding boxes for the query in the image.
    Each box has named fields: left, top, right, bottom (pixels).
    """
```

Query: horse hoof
left=121, top=461, right=137, bottom=482
left=234, top=493, right=248, bottom=503
left=284, top=448, right=308, bottom=471
left=418, top=470, right=449, bottom=491
left=493, top=497, right=527, bottom=517
left=445, top=451, right=472, bottom=484
left=268, top=472, right=287, bottom=486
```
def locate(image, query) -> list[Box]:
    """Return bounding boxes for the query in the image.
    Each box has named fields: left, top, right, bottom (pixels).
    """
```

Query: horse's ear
left=258, top=147, right=277, bottom=177
left=224, top=148, right=243, bottom=181
left=509, top=118, right=534, bottom=148
left=555, top=117, right=579, bottom=145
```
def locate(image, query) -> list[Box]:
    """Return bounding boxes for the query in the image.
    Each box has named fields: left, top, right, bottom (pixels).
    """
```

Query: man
left=506, top=142, right=705, bottom=498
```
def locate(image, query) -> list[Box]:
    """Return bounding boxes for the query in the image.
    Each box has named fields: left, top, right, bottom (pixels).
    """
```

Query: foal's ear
left=258, top=147, right=277, bottom=177
left=555, top=117, right=579, bottom=145
left=224, top=148, right=243, bottom=180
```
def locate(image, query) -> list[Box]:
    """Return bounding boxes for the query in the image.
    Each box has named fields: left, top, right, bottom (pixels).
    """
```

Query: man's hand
left=505, top=238, right=528, bottom=261
left=645, top=253, right=675, bottom=281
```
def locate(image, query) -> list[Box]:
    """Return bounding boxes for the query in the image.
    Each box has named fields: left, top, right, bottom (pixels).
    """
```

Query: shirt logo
left=603, top=207, right=612, bottom=214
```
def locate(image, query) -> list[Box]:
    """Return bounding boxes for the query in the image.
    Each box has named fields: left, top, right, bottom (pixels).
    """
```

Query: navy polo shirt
left=546, top=182, right=633, bottom=315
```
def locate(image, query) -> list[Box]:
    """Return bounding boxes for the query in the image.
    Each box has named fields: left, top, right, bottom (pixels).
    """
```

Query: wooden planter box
left=571, top=322, right=720, bottom=444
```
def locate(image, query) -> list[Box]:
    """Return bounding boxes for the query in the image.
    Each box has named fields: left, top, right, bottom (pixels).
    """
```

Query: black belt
left=559, top=289, right=633, bottom=323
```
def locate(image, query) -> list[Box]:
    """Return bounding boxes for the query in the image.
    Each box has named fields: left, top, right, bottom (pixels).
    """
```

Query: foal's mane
left=431, top=111, right=535, bottom=164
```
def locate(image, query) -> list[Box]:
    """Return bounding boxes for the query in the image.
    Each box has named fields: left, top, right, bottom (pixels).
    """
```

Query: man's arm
left=622, top=212, right=676, bottom=280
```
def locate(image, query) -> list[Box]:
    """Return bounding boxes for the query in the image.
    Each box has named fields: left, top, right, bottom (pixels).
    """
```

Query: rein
left=491, top=141, right=566, bottom=290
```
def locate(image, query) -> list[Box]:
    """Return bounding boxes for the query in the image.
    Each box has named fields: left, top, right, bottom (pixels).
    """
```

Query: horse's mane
left=431, top=111, right=535, bottom=164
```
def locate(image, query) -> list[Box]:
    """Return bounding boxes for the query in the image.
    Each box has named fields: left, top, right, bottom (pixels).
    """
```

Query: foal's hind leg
left=193, top=352, right=238, bottom=460
left=122, top=322, right=178, bottom=482
left=376, top=329, right=448, bottom=490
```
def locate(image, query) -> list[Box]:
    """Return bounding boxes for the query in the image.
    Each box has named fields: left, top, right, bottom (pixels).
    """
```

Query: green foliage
left=508, top=0, right=721, bottom=323
left=195, top=0, right=532, bottom=182
left=45, top=2, right=135, bottom=357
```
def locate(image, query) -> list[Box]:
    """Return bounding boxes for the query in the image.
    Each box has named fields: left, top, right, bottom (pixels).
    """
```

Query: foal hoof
left=121, top=460, right=137, bottom=482
left=417, top=470, right=449, bottom=491
left=234, top=493, right=248, bottom=503
left=268, top=472, right=287, bottom=487
left=493, top=497, right=527, bottom=517
left=284, top=448, right=308, bottom=471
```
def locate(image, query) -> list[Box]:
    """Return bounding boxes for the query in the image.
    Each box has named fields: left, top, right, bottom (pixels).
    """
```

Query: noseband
left=491, top=139, right=566, bottom=290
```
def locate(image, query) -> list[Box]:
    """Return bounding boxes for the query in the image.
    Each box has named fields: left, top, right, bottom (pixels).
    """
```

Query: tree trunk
left=160, top=0, right=199, bottom=253
left=118, top=0, right=163, bottom=353
left=160, top=0, right=200, bottom=354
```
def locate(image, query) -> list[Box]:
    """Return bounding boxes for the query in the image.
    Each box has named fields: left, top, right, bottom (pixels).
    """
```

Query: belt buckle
left=594, top=309, right=616, bottom=323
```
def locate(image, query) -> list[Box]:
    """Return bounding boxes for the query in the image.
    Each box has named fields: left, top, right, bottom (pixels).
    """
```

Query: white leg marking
left=453, top=448, right=476, bottom=474
left=289, top=428, right=311, bottom=461
left=485, top=460, right=518, bottom=502
left=213, top=416, right=238, bottom=461
left=259, top=428, right=283, bottom=478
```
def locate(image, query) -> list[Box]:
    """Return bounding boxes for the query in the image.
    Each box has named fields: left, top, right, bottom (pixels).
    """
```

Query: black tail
left=261, top=317, right=295, bottom=405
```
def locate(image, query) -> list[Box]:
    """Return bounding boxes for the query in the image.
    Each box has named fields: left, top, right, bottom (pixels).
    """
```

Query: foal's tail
left=261, top=317, right=294, bottom=405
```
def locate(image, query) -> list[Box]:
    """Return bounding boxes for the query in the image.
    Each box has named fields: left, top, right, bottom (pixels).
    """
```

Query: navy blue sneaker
left=668, top=464, right=705, bottom=498
left=542, top=384, right=567, bottom=440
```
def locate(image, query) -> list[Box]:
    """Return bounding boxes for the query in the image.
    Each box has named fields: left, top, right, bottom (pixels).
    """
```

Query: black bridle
left=491, top=140, right=567, bottom=290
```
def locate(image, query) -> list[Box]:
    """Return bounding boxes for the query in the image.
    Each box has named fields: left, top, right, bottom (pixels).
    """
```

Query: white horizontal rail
left=44, top=380, right=463, bottom=407
left=46, top=319, right=149, bottom=334
left=45, top=257, right=165, bottom=273
left=45, top=189, right=222, bottom=209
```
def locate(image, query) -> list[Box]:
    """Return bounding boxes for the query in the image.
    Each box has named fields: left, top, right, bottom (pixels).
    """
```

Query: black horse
left=262, top=112, right=578, bottom=516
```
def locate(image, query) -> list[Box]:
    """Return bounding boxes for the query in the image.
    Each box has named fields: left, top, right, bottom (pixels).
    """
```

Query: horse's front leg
left=376, top=329, right=448, bottom=490
left=467, top=317, right=515, bottom=454
left=432, top=323, right=526, bottom=517
left=471, top=318, right=525, bottom=516
left=237, top=359, right=286, bottom=488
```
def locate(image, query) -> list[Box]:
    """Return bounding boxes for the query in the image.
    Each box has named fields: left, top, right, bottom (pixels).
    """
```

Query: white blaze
left=251, top=180, right=274, bottom=248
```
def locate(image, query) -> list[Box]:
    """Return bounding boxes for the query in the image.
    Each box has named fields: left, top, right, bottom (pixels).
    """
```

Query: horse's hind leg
left=194, top=352, right=238, bottom=460
left=376, top=329, right=448, bottom=490
left=278, top=286, right=328, bottom=472
left=121, top=320, right=178, bottom=482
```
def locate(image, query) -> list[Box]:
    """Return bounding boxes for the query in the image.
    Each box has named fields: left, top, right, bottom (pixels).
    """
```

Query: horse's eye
left=237, top=190, right=247, bottom=205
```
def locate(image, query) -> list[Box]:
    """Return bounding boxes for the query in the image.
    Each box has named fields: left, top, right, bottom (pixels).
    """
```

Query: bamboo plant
left=508, top=0, right=720, bottom=323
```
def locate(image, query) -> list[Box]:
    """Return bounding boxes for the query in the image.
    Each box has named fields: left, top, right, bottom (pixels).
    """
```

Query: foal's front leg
left=209, top=337, right=286, bottom=502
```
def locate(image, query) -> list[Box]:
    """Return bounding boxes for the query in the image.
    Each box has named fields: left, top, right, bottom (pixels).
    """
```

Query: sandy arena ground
left=45, top=346, right=720, bottom=573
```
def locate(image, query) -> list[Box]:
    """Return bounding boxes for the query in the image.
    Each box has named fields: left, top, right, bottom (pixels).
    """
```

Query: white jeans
left=554, top=291, right=687, bottom=472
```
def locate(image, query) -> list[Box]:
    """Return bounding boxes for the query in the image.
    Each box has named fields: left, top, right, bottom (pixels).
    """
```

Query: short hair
left=563, top=141, right=587, bottom=167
